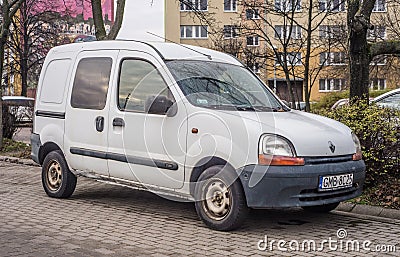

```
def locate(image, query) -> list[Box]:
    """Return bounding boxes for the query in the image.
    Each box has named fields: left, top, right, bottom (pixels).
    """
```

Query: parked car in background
left=331, top=97, right=376, bottom=110
left=2, top=96, right=35, bottom=125
left=73, top=35, right=96, bottom=43
left=372, top=88, right=400, bottom=110
left=331, top=98, right=350, bottom=110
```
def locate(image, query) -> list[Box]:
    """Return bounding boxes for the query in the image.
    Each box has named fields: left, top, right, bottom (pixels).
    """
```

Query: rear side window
left=41, top=59, right=71, bottom=104
left=71, top=57, right=112, bottom=110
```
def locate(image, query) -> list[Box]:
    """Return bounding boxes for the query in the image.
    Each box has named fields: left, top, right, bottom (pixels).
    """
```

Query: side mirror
left=145, top=95, right=176, bottom=116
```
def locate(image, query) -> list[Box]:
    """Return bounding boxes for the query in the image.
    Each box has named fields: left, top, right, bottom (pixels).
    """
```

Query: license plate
left=319, top=173, right=353, bottom=191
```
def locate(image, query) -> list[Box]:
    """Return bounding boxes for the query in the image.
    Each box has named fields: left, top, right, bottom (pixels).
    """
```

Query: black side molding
left=36, top=110, right=66, bottom=119
left=70, top=147, right=179, bottom=171
left=70, top=148, right=107, bottom=159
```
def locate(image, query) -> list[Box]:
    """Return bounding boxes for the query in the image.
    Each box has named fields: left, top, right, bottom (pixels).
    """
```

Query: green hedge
left=316, top=102, right=399, bottom=186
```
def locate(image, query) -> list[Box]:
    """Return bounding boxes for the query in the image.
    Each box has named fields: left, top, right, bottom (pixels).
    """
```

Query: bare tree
left=6, top=0, right=65, bottom=96
left=239, top=0, right=341, bottom=109
left=0, top=0, right=26, bottom=148
left=91, top=0, right=125, bottom=40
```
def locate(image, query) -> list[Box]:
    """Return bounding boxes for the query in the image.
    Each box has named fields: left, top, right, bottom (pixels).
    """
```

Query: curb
left=337, top=202, right=400, bottom=220
left=1, top=156, right=399, bottom=220
left=0, top=155, right=40, bottom=167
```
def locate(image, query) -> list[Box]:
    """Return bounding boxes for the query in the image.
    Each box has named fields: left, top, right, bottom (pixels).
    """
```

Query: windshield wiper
left=209, top=104, right=255, bottom=111
left=250, top=106, right=284, bottom=112
left=208, top=104, right=288, bottom=112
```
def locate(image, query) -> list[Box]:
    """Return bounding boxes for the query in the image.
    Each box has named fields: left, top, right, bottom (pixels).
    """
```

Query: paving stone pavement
left=0, top=161, right=399, bottom=256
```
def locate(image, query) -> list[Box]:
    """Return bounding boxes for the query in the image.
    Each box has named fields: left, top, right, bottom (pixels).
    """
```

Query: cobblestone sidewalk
left=0, top=162, right=399, bottom=256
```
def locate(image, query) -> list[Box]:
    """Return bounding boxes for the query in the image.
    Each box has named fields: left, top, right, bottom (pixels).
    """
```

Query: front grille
left=299, top=183, right=359, bottom=202
left=303, top=155, right=353, bottom=165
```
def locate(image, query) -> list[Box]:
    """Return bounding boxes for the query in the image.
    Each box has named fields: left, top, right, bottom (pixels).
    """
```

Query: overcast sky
left=116, top=0, right=165, bottom=41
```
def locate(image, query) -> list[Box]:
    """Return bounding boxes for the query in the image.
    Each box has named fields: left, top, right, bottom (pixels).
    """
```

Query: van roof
left=50, top=40, right=243, bottom=66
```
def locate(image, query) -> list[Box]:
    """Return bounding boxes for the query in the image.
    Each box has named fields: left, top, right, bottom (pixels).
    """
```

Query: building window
left=319, top=25, right=345, bottom=38
left=246, top=9, right=260, bottom=19
left=369, top=78, right=386, bottom=90
left=367, top=26, right=386, bottom=39
left=246, top=36, right=259, bottom=46
left=224, top=0, right=237, bottom=11
left=320, top=52, right=346, bottom=65
left=318, top=0, right=345, bottom=12
left=373, top=0, right=386, bottom=12
left=275, top=0, right=302, bottom=12
left=275, top=25, right=302, bottom=39
left=224, top=25, right=239, bottom=38
left=319, top=78, right=346, bottom=92
left=180, top=0, right=208, bottom=11
left=180, top=25, right=208, bottom=38
left=277, top=52, right=302, bottom=66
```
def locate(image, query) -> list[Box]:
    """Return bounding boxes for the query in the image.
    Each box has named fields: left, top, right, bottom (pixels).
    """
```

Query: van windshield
left=166, top=60, right=285, bottom=112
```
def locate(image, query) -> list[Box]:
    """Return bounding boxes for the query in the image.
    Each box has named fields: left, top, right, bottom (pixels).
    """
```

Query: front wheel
left=302, top=202, right=340, bottom=213
left=194, top=165, right=248, bottom=231
left=42, top=150, right=77, bottom=198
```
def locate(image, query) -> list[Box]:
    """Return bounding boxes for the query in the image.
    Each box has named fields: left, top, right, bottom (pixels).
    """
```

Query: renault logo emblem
left=328, top=141, right=336, bottom=153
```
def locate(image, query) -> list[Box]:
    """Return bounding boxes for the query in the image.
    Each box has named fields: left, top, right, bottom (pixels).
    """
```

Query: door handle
left=95, top=116, right=104, bottom=132
left=113, top=117, right=125, bottom=127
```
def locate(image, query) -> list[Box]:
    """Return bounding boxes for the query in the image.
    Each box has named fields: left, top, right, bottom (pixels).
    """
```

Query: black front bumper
left=238, top=160, right=366, bottom=208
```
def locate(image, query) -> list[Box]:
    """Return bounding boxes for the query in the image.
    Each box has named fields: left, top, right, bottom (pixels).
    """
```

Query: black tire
left=42, top=150, right=77, bottom=198
left=194, top=165, right=249, bottom=231
left=302, top=202, right=340, bottom=213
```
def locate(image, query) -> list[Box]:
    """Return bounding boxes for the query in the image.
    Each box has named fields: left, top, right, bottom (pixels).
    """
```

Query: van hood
left=223, top=110, right=356, bottom=157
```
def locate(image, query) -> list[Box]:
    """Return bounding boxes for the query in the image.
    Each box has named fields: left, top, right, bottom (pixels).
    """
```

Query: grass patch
left=0, top=138, right=31, bottom=158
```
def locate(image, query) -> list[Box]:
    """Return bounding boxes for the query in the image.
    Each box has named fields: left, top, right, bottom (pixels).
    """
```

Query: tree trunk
left=21, top=54, right=28, bottom=96
left=0, top=39, right=6, bottom=149
left=303, top=0, right=313, bottom=112
left=21, top=19, right=29, bottom=97
left=348, top=24, right=370, bottom=102
left=19, top=6, right=29, bottom=96
left=91, top=0, right=107, bottom=40
left=284, top=72, right=296, bottom=107
left=347, top=0, right=376, bottom=103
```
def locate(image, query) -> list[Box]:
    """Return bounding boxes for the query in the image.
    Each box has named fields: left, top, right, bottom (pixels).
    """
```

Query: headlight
left=352, top=132, right=363, bottom=161
left=258, top=134, right=304, bottom=166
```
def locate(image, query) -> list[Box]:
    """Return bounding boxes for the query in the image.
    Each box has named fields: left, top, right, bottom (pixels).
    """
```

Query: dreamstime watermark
left=257, top=228, right=397, bottom=253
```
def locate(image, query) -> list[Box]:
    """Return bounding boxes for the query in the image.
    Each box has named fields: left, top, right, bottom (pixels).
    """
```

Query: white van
left=32, top=41, right=365, bottom=231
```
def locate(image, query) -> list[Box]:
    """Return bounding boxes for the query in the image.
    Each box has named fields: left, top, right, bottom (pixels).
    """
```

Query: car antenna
left=147, top=32, right=212, bottom=60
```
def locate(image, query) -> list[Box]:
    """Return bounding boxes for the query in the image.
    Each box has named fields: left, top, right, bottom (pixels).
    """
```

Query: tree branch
left=370, top=40, right=400, bottom=59
left=107, top=0, right=125, bottom=40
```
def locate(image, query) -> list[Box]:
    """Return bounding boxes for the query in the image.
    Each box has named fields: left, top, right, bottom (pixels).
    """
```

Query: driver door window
left=118, top=59, right=171, bottom=113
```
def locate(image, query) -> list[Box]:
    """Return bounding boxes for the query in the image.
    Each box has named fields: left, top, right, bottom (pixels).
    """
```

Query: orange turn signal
left=259, top=154, right=305, bottom=166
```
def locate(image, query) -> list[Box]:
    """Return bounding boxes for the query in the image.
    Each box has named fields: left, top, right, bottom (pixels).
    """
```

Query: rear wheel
left=302, top=202, right=340, bottom=213
left=42, top=150, right=77, bottom=198
left=194, top=165, right=248, bottom=231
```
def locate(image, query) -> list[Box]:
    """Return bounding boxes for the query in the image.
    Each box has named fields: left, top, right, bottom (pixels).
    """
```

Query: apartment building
left=165, top=0, right=399, bottom=101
